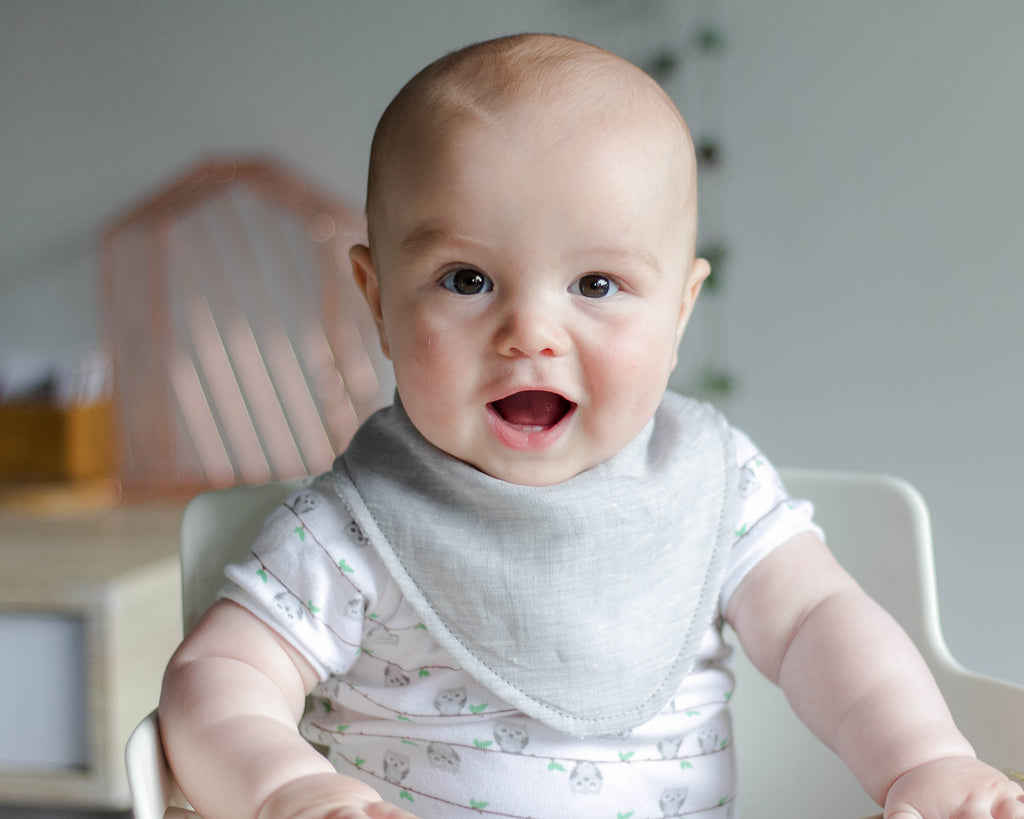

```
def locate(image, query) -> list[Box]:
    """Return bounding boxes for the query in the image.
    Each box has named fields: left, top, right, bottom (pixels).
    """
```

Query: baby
left=160, top=34, right=1024, bottom=819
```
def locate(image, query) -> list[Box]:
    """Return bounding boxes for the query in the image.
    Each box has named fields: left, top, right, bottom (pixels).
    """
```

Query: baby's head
left=352, top=34, right=710, bottom=486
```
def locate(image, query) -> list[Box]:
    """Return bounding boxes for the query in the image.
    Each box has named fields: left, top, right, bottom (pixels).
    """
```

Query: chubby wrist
left=883, top=755, right=1024, bottom=817
left=257, top=772, right=384, bottom=819
left=880, top=735, right=977, bottom=801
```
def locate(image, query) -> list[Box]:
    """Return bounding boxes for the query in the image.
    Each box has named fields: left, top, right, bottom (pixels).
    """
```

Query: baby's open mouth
left=490, top=391, right=574, bottom=430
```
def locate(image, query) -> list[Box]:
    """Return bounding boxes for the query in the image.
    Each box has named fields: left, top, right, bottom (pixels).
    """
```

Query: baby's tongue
left=492, top=391, right=569, bottom=427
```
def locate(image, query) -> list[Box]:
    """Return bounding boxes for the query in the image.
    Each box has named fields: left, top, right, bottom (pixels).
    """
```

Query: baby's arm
left=725, top=531, right=1024, bottom=818
left=159, top=599, right=418, bottom=819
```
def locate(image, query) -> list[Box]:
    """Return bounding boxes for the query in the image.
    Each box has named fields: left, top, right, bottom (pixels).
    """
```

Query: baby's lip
left=488, top=390, right=575, bottom=430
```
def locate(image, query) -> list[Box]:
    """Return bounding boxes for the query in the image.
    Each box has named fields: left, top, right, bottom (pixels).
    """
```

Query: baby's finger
left=364, top=803, right=420, bottom=819
left=994, top=793, right=1024, bottom=819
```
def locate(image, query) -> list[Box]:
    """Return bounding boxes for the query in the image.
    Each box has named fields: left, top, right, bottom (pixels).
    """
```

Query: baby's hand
left=258, top=773, right=420, bottom=819
left=884, top=756, right=1024, bottom=819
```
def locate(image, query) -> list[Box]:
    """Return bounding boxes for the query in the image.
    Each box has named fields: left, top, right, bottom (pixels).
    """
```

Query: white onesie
left=223, top=425, right=819, bottom=819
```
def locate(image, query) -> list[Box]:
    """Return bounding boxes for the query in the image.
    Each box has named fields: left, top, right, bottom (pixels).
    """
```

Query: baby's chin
left=471, top=458, right=591, bottom=487
left=464, top=442, right=616, bottom=487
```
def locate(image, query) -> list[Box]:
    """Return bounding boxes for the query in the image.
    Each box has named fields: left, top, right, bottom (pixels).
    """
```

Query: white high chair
left=126, top=470, right=1024, bottom=819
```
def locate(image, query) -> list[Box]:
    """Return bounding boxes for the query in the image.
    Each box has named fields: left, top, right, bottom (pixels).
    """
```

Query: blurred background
left=1, top=0, right=1020, bottom=753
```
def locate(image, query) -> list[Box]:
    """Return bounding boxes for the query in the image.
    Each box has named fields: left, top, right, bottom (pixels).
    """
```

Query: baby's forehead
left=412, top=41, right=683, bottom=142
left=390, top=76, right=691, bottom=194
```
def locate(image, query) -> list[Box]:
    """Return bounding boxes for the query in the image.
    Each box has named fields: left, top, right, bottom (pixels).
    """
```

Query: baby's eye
left=441, top=268, right=493, bottom=295
left=570, top=273, right=619, bottom=299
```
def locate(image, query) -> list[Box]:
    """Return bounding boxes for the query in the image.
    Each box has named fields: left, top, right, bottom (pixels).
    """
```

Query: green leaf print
left=336, top=724, right=349, bottom=733
left=547, top=761, right=566, bottom=772
left=401, top=739, right=420, bottom=746
left=469, top=799, right=489, bottom=810
left=354, top=756, right=365, bottom=767
left=400, top=791, right=414, bottom=802
left=473, top=739, right=493, bottom=749
left=618, top=751, right=634, bottom=761
left=294, top=526, right=306, bottom=541
left=256, top=568, right=268, bottom=583
left=686, top=709, right=701, bottom=717
left=338, top=558, right=354, bottom=573
left=618, top=812, right=635, bottom=819
left=396, top=714, right=413, bottom=722
left=418, top=669, right=430, bottom=678
left=468, top=703, right=488, bottom=714
left=414, top=623, right=427, bottom=630
left=307, top=601, right=320, bottom=614
left=735, top=522, right=749, bottom=538
left=680, top=760, right=694, bottom=770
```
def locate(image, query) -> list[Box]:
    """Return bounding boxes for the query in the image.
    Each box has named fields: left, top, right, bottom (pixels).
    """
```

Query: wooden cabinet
left=0, top=504, right=183, bottom=808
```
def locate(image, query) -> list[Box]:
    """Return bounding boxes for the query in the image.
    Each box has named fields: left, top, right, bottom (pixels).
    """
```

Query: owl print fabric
left=222, top=415, right=820, bottom=818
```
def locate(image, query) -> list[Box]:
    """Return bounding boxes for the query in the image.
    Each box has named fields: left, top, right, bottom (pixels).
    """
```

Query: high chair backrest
left=180, top=477, right=307, bottom=632
left=126, top=478, right=308, bottom=819
left=732, top=470, right=1024, bottom=819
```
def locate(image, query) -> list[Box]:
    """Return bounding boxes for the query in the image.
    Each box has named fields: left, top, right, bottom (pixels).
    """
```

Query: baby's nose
left=494, top=300, right=570, bottom=358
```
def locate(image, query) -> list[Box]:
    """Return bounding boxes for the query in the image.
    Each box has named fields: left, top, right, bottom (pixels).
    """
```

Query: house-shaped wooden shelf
left=102, top=157, right=393, bottom=495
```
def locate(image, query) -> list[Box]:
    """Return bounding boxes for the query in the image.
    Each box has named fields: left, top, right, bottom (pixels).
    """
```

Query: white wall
left=709, top=2, right=1024, bottom=686
left=1, top=2, right=1020, bottom=685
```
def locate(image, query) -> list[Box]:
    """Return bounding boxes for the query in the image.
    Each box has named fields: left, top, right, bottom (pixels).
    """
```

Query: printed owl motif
left=659, top=785, right=688, bottom=816
left=426, top=742, right=461, bottom=774
left=433, top=685, right=467, bottom=715
left=657, top=735, right=684, bottom=758
left=698, top=726, right=722, bottom=754
left=272, top=592, right=306, bottom=624
left=365, top=622, right=398, bottom=644
left=291, top=491, right=319, bottom=515
left=383, top=749, right=410, bottom=784
left=569, top=762, right=603, bottom=796
left=738, top=464, right=759, bottom=498
left=493, top=718, right=529, bottom=752
left=344, top=597, right=364, bottom=620
left=384, top=663, right=410, bottom=687
left=347, top=519, right=370, bottom=546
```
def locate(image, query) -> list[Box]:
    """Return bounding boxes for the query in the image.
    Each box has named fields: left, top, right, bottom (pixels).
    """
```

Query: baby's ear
left=350, top=244, right=391, bottom=360
left=687, top=256, right=712, bottom=301
left=675, top=256, right=711, bottom=344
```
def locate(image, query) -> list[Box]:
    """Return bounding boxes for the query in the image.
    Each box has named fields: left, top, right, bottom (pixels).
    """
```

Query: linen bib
left=330, top=392, right=737, bottom=736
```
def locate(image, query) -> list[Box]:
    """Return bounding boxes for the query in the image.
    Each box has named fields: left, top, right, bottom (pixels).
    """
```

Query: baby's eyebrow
left=399, top=223, right=665, bottom=277
left=399, top=224, right=474, bottom=256
left=584, top=244, right=664, bottom=277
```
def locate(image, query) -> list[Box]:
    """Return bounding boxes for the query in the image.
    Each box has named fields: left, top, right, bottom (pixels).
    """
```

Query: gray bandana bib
left=330, top=392, right=737, bottom=736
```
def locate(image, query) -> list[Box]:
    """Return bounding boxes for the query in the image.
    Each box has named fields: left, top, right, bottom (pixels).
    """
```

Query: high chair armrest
left=126, top=710, right=193, bottom=819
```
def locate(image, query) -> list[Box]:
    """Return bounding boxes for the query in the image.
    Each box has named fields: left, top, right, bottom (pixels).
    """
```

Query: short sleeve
left=717, top=428, right=824, bottom=611
left=219, top=474, right=387, bottom=680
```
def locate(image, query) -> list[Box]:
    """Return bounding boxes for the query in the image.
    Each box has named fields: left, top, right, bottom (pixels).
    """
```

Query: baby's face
left=355, top=102, right=707, bottom=486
